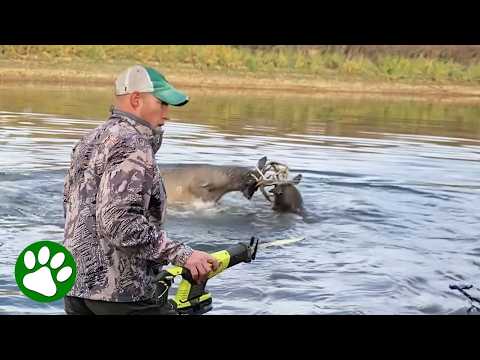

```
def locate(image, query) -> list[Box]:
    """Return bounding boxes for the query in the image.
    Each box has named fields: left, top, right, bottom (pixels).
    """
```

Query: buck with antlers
left=251, top=156, right=305, bottom=214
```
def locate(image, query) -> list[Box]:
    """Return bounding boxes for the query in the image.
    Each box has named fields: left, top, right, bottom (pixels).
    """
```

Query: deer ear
left=292, top=174, right=302, bottom=184
left=257, top=156, right=267, bottom=170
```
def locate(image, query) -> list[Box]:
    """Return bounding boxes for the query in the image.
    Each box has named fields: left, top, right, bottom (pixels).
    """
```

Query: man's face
left=138, top=93, right=169, bottom=128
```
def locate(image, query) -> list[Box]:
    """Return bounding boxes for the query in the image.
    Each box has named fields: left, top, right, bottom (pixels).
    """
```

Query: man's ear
left=130, top=92, right=142, bottom=109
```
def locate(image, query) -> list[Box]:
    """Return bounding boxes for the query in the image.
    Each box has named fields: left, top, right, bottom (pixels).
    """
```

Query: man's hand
left=184, top=250, right=219, bottom=284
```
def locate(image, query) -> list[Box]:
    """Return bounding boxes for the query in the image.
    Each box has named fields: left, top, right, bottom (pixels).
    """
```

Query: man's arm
left=96, top=136, right=192, bottom=266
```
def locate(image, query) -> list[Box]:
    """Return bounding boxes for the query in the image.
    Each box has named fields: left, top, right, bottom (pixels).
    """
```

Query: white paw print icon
left=22, top=245, right=73, bottom=297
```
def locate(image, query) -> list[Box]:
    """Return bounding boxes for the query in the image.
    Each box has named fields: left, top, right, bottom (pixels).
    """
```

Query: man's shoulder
left=102, top=117, right=153, bottom=157
left=103, top=116, right=134, bottom=137
left=102, top=118, right=148, bottom=144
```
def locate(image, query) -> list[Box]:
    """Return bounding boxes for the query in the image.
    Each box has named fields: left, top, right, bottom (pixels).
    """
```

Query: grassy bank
left=1, top=46, right=480, bottom=101
left=3, top=45, right=480, bottom=82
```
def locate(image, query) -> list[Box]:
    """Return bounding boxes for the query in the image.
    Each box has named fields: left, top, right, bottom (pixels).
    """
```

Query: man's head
left=114, top=65, right=189, bottom=128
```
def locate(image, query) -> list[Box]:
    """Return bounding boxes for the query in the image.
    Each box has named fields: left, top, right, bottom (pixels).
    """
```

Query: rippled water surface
left=0, top=84, right=479, bottom=314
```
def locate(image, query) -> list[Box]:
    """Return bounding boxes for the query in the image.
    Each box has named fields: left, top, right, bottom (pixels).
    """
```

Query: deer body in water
left=159, top=156, right=305, bottom=214
left=160, top=164, right=259, bottom=205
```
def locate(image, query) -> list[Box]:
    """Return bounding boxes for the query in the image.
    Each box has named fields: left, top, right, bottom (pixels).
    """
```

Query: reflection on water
left=0, top=84, right=479, bottom=314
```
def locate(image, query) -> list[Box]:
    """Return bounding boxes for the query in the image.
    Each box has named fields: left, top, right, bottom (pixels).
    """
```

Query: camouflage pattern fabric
left=63, top=108, right=193, bottom=302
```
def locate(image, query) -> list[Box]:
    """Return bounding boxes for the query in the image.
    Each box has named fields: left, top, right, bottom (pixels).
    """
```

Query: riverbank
left=1, top=58, right=480, bottom=103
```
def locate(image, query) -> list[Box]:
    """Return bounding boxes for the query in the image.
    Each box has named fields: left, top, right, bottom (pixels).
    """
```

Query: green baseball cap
left=115, top=65, right=189, bottom=106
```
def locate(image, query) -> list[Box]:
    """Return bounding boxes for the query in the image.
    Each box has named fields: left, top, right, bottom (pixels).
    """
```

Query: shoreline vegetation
left=1, top=45, right=480, bottom=102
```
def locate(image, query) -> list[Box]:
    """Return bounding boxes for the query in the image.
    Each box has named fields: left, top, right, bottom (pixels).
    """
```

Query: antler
left=251, top=162, right=288, bottom=185
left=250, top=160, right=293, bottom=202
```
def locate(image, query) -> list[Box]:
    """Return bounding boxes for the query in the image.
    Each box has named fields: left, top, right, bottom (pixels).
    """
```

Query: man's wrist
left=174, top=245, right=194, bottom=266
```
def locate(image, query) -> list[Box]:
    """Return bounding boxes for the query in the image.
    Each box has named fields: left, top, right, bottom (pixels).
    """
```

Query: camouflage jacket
left=63, top=108, right=193, bottom=302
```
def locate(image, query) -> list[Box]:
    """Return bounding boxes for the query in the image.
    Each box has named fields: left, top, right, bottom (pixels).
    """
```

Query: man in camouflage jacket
left=63, top=65, right=218, bottom=315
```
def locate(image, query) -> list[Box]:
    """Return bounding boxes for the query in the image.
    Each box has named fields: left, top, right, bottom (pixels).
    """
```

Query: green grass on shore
left=2, top=45, right=480, bottom=84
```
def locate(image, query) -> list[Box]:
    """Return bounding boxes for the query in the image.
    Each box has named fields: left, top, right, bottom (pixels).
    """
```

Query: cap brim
left=153, top=88, right=189, bottom=106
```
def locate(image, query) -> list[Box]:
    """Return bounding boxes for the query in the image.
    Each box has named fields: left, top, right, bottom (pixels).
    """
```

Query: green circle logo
left=15, top=241, right=77, bottom=302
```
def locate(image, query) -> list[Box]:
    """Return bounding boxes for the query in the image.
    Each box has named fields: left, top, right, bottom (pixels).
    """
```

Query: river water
left=0, top=84, right=479, bottom=314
